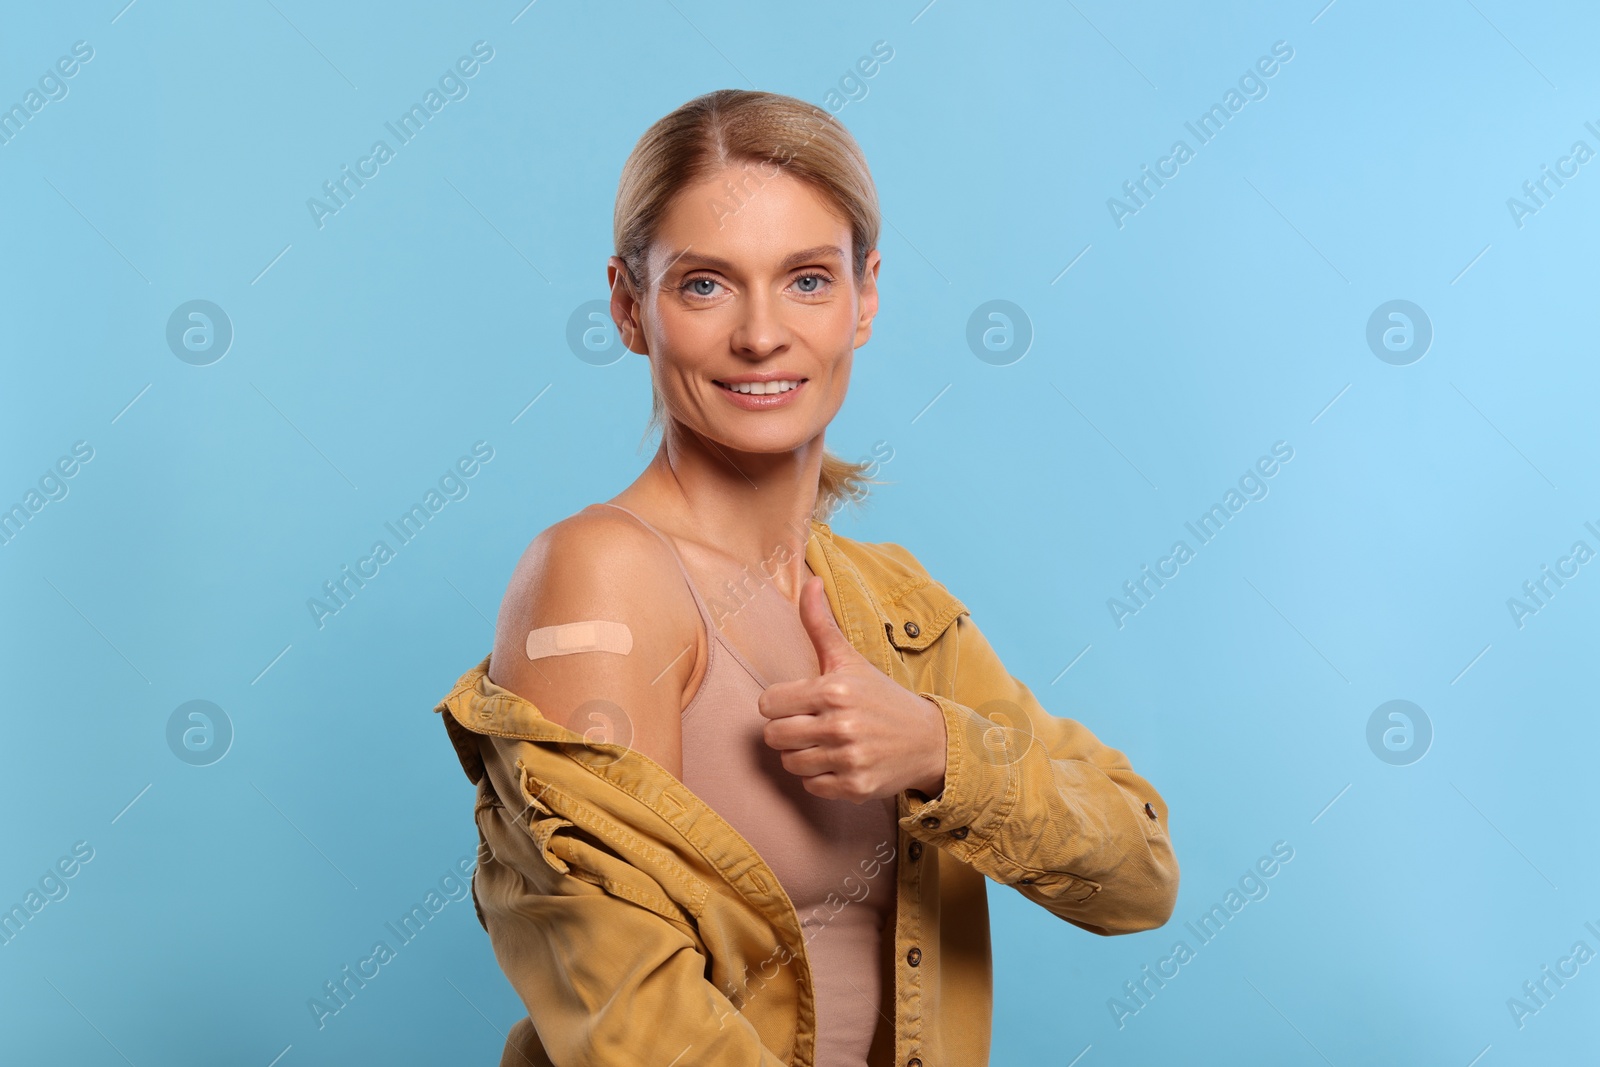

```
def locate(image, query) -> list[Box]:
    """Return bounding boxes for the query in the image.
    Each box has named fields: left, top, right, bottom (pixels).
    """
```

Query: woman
left=434, top=89, right=1179, bottom=1067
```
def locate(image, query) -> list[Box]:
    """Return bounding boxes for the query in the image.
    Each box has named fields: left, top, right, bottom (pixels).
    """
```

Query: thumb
left=799, top=574, right=857, bottom=674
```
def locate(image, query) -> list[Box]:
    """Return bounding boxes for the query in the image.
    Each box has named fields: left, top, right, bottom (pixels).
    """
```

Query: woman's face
left=609, top=162, right=880, bottom=458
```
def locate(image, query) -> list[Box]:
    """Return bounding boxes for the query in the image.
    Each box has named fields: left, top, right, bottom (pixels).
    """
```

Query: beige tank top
left=597, top=502, right=898, bottom=1065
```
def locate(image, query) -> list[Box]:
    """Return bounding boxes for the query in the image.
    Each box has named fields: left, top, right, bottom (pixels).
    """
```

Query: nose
left=728, top=287, right=789, bottom=360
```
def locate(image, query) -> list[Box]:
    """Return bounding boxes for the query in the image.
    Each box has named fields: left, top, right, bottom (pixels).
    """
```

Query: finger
left=762, top=714, right=825, bottom=751
left=798, top=575, right=858, bottom=675
left=797, top=771, right=850, bottom=802
left=777, top=745, right=834, bottom=778
left=756, top=677, right=829, bottom=720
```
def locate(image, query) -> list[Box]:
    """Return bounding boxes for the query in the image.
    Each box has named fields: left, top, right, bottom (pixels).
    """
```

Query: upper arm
left=486, top=509, right=703, bottom=780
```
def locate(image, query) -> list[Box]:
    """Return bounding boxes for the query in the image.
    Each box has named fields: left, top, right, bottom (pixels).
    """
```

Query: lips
left=713, top=377, right=809, bottom=409
left=714, top=378, right=807, bottom=396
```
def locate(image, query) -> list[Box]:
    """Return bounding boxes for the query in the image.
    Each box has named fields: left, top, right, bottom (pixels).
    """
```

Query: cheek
left=647, top=319, right=715, bottom=389
left=820, top=298, right=861, bottom=339
left=653, top=298, right=725, bottom=350
left=822, top=350, right=854, bottom=393
left=808, top=362, right=849, bottom=417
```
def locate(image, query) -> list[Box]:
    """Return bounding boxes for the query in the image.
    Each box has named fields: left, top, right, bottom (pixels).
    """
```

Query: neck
left=626, top=425, right=823, bottom=605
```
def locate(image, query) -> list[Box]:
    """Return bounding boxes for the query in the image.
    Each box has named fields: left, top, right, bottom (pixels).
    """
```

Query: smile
left=714, top=379, right=806, bottom=395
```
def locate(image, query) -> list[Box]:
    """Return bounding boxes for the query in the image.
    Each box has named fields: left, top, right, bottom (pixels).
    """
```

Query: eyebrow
left=662, top=244, right=847, bottom=275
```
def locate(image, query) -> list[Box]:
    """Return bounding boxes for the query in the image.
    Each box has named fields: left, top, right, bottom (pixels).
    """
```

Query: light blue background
left=2, top=1, right=1596, bottom=1064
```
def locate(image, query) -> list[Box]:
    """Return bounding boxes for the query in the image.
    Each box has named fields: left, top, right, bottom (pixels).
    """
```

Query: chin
left=718, top=430, right=818, bottom=455
left=696, top=415, right=816, bottom=449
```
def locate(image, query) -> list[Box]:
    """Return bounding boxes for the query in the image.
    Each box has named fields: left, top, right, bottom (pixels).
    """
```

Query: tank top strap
left=592, top=502, right=719, bottom=635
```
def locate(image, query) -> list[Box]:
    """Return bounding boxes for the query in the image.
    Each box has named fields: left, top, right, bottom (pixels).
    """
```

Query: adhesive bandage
left=526, top=621, right=633, bottom=661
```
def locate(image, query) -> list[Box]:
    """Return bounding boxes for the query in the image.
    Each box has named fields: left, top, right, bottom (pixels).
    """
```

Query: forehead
left=649, top=162, right=852, bottom=273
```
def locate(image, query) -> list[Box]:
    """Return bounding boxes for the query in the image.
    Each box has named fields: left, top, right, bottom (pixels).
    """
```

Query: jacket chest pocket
left=881, top=579, right=968, bottom=697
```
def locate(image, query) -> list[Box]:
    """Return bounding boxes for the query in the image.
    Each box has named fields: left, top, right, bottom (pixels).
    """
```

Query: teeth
left=721, top=379, right=802, bottom=395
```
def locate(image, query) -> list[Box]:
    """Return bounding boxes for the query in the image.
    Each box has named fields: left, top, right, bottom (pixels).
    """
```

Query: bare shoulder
left=486, top=505, right=704, bottom=777
left=494, top=506, right=687, bottom=624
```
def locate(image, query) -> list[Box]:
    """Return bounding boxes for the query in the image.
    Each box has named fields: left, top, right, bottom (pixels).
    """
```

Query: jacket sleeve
left=470, top=740, right=790, bottom=1067
left=897, top=611, right=1180, bottom=936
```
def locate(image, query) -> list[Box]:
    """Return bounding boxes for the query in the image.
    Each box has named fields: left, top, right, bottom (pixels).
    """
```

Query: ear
left=608, top=256, right=650, bottom=355
left=852, top=247, right=881, bottom=350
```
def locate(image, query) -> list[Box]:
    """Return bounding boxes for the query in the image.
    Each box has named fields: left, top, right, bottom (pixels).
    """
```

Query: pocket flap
left=882, top=578, right=969, bottom=652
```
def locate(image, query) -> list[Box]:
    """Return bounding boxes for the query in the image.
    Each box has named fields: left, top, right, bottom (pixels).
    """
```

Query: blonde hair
left=613, top=89, right=883, bottom=523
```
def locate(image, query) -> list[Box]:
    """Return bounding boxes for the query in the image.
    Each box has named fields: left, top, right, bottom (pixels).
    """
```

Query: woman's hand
left=758, top=575, right=948, bottom=804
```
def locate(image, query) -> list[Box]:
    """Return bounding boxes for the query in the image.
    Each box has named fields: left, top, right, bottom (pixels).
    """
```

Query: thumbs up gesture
left=758, top=575, right=948, bottom=804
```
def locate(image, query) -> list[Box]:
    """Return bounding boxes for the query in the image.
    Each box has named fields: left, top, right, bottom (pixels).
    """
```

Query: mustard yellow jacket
left=433, top=516, right=1180, bottom=1067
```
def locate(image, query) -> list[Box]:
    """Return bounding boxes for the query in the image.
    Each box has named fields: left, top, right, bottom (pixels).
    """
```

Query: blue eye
left=680, top=272, right=832, bottom=299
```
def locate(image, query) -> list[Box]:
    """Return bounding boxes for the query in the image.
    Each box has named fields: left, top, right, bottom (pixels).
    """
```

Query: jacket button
left=908, top=841, right=923, bottom=861
left=907, top=1060, right=922, bottom=1067
left=950, top=826, right=969, bottom=840
left=906, top=946, right=922, bottom=966
left=920, top=816, right=939, bottom=830
left=1019, top=876, right=1035, bottom=885
left=903, top=620, right=921, bottom=638
left=1144, top=802, right=1157, bottom=820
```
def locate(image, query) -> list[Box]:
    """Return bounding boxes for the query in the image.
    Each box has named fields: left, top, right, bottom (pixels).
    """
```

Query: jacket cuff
left=897, top=692, right=1020, bottom=857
